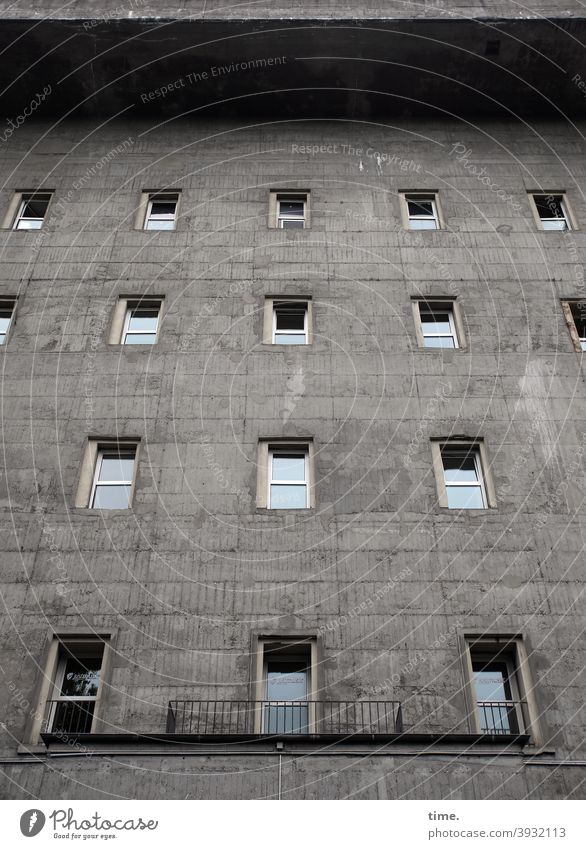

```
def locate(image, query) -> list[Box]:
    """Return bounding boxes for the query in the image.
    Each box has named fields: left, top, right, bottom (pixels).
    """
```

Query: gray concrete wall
left=0, top=117, right=585, bottom=799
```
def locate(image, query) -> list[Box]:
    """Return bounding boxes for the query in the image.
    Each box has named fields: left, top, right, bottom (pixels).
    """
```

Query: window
left=269, top=448, right=308, bottom=508
left=13, top=193, right=52, bottom=229
left=256, top=440, right=314, bottom=509
left=413, top=298, right=464, bottom=349
left=45, top=640, right=105, bottom=735
left=402, top=193, right=441, bottom=230
left=143, top=193, right=179, bottom=230
left=441, top=446, right=486, bottom=509
left=530, top=193, right=572, bottom=231
left=561, top=299, right=586, bottom=352
left=431, top=439, right=496, bottom=510
left=0, top=298, right=16, bottom=345
left=464, top=638, right=535, bottom=739
left=269, top=190, right=310, bottom=229
left=122, top=300, right=161, bottom=345
left=90, top=447, right=137, bottom=509
left=263, top=297, right=312, bottom=345
left=255, top=639, right=316, bottom=734
left=273, top=301, right=308, bottom=344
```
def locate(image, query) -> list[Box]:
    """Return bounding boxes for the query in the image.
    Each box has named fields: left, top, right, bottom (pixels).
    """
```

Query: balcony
left=39, top=696, right=532, bottom=748
left=43, top=700, right=96, bottom=736
left=166, top=700, right=403, bottom=737
left=477, top=700, right=529, bottom=737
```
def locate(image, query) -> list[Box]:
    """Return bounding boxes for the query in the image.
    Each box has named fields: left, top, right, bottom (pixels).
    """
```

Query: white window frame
left=272, top=301, right=308, bottom=345
left=13, top=193, right=52, bottom=230
left=46, top=646, right=104, bottom=734
left=277, top=195, right=307, bottom=229
left=0, top=298, right=16, bottom=345
left=418, top=302, right=459, bottom=348
left=530, top=193, right=573, bottom=231
left=122, top=301, right=161, bottom=345
left=90, top=447, right=136, bottom=509
left=268, top=447, right=309, bottom=509
left=404, top=193, right=440, bottom=230
left=144, top=193, right=179, bottom=230
left=441, top=446, right=487, bottom=509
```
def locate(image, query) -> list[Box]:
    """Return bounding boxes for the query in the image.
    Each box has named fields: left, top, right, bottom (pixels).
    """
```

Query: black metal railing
left=167, top=700, right=403, bottom=736
left=43, top=700, right=96, bottom=735
left=477, top=700, right=527, bottom=736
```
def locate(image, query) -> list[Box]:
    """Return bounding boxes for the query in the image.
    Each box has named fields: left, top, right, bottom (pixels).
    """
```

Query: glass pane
left=407, top=199, right=434, bottom=217
left=409, top=218, right=437, bottom=230
left=442, top=453, right=478, bottom=482
left=279, top=201, right=304, bottom=217
left=534, top=196, right=562, bottom=218
left=473, top=667, right=509, bottom=702
left=16, top=218, right=43, bottom=229
left=275, top=334, right=306, bottom=345
left=0, top=334, right=5, bottom=345
left=272, top=454, right=305, bottom=481
left=263, top=703, right=309, bottom=734
left=424, top=335, right=455, bottom=348
left=581, top=340, right=586, bottom=351
left=420, top=311, right=452, bottom=334
left=93, top=484, right=131, bottom=509
left=0, top=316, right=11, bottom=334
left=60, top=657, right=102, bottom=697
left=542, top=219, right=567, bottom=231
left=98, top=454, right=135, bottom=482
left=275, top=309, right=305, bottom=331
left=266, top=663, right=308, bottom=700
left=128, top=310, right=159, bottom=333
left=270, top=484, right=307, bottom=509
left=145, top=219, right=175, bottom=230
left=124, top=333, right=157, bottom=345
left=22, top=199, right=49, bottom=218
left=446, top=485, right=485, bottom=509
left=280, top=219, right=304, bottom=229
left=150, top=202, right=176, bottom=216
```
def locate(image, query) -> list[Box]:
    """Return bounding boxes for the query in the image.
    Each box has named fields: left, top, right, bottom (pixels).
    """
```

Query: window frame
left=263, top=296, right=312, bottom=345
left=9, top=192, right=53, bottom=230
left=431, top=438, right=496, bottom=510
left=400, top=192, right=443, bottom=230
left=461, top=635, right=539, bottom=742
left=135, top=191, right=180, bottom=231
left=253, top=637, right=318, bottom=734
left=75, top=439, right=141, bottom=509
left=561, top=299, right=586, bottom=352
left=0, top=297, right=17, bottom=346
left=22, top=633, right=113, bottom=746
left=268, top=447, right=309, bottom=509
left=108, top=295, right=164, bottom=346
left=256, top=439, right=315, bottom=509
left=529, top=192, right=574, bottom=231
left=412, top=297, right=465, bottom=349
left=268, top=190, right=311, bottom=229
left=89, top=447, right=137, bottom=510
left=272, top=301, right=308, bottom=345
left=122, top=300, right=162, bottom=345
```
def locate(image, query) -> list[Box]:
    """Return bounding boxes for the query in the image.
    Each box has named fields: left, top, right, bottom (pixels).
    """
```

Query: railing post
left=166, top=702, right=176, bottom=734
left=395, top=702, right=403, bottom=733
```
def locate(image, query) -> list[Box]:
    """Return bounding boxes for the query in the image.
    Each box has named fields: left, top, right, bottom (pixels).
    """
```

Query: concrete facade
left=0, top=4, right=585, bottom=800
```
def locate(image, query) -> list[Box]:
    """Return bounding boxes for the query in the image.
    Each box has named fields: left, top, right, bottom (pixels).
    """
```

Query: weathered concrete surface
left=0, top=9, right=585, bottom=118
left=0, top=117, right=585, bottom=798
